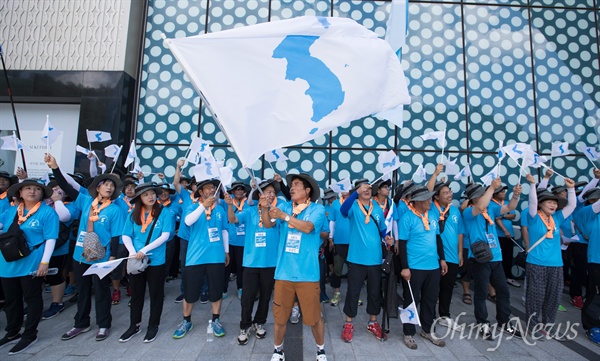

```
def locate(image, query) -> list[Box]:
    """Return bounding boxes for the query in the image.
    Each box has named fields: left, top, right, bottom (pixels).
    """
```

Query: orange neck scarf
left=408, top=203, right=430, bottom=231
left=17, top=201, right=42, bottom=225
left=375, top=197, right=387, bottom=211
left=538, top=210, right=556, bottom=238
left=204, top=203, right=216, bottom=221
left=160, top=198, right=171, bottom=207
left=0, top=191, right=6, bottom=200
left=288, top=200, right=310, bottom=228
left=233, top=197, right=246, bottom=212
left=124, top=197, right=134, bottom=213
left=89, top=198, right=112, bottom=222
left=358, top=200, right=374, bottom=224
left=434, top=200, right=450, bottom=221
left=140, top=209, right=154, bottom=233
left=492, top=199, right=504, bottom=206
left=481, top=208, right=494, bottom=225
left=190, top=192, right=199, bottom=204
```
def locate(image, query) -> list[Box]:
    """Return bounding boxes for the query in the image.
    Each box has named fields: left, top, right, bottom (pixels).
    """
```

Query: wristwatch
left=284, top=215, right=290, bottom=222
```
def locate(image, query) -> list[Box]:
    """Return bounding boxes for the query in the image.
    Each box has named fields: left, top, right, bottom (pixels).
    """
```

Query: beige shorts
left=272, top=280, right=322, bottom=327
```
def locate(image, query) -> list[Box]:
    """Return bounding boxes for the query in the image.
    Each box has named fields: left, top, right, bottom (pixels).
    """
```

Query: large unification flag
left=551, top=142, right=571, bottom=157
left=165, top=16, right=410, bottom=167
left=86, top=130, right=112, bottom=143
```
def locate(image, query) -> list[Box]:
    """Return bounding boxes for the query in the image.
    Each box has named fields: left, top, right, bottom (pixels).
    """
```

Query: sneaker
left=96, top=328, right=110, bottom=341
left=0, top=333, right=21, bottom=348
left=222, top=292, right=229, bottom=300
left=478, top=323, right=493, bottom=340
left=290, top=306, right=301, bottom=324
left=403, top=335, right=417, bottom=349
left=506, top=278, right=521, bottom=287
left=200, top=292, right=209, bottom=304
left=213, top=318, right=226, bottom=337
left=238, top=289, right=242, bottom=300
left=61, top=327, right=90, bottom=340
left=271, top=349, right=285, bottom=361
left=144, top=326, right=159, bottom=343
left=174, top=294, right=184, bottom=303
left=358, top=299, right=363, bottom=306
left=437, top=316, right=464, bottom=331
left=502, top=323, right=522, bottom=339
left=330, top=292, right=341, bottom=306
left=64, top=284, right=77, bottom=296
left=558, top=304, right=567, bottom=312
left=237, top=327, right=250, bottom=345
left=119, top=325, right=141, bottom=342
left=44, top=285, right=51, bottom=293
left=165, top=276, right=174, bottom=283
left=230, top=273, right=237, bottom=282
left=173, top=320, right=193, bottom=339
left=255, top=323, right=267, bottom=339
left=316, top=349, right=327, bottom=361
left=571, top=296, right=584, bottom=309
left=320, top=291, right=329, bottom=303
left=367, top=321, right=386, bottom=341
left=419, top=330, right=445, bottom=347
left=585, top=328, right=600, bottom=347
left=8, top=336, right=37, bottom=355
left=42, top=302, right=65, bottom=320
left=341, top=323, right=353, bottom=343
left=112, top=289, right=121, bottom=305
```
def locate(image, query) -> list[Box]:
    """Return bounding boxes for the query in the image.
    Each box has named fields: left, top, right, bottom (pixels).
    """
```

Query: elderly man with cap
left=339, top=178, right=393, bottom=343
left=327, top=187, right=351, bottom=307
left=224, top=179, right=281, bottom=345
left=462, top=178, right=522, bottom=340
left=266, top=173, right=327, bottom=361
left=0, top=179, right=58, bottom=354
left=45, top=153, right=125, bottom=342
left=489, top=182, right=520, bottom=288
left=173, top=177, right=229, bottom=340
left=396, top=185, right=447, bottom=349
left=225, top=181, right=251, bottom=300
left=425, top=165, right=465, bottom=331
left=523, top=173, right=576, bottom=340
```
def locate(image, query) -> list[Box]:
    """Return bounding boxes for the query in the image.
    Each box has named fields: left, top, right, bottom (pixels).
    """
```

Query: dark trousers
left=499, top=237, right=514, bottom=279
left=569, top=242, right=588, bottom=297
left=179, top=238, right=188, bottom=294
left=165, top=235, right=180, bottom=278
left=240, top=267, right=275, bottom=329
left=402, top=268, right=440, bottom=335
left=129, top=265, right=166, bottom=327
left=319, top=252, right=327, bottom=293
left=472, top=261, right=511, bottom=325
left=2, top=276, right=44, bottom=340
left=73, top=261, right=112, bottom=329
left=438, top=262, right=459, bottom=318
left=582, top=263, right=600, bottom=330
left=343, top=263, right=381, bottom=318
left=330, top=244, right=349, bottom=289
left=224, top=245, right=244, bottom=292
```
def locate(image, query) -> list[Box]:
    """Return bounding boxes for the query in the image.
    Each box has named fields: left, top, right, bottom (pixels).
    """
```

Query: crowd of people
left=0, top=152, right=599, bottom=361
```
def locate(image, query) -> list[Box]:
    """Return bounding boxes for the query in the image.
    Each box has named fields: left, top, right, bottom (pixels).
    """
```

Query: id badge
left=208, top=227, right=220, bottom=243
left=76, top=231, right=87, bottom=247
left=236, top=224, right=246, bottom=236
left=486, top=233, right=498, bottom=249
left=285, top=232, right=302, bottom=254
left=255, top=231, right=267, bottom=247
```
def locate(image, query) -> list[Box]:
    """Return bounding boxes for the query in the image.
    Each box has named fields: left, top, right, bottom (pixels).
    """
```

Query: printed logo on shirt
left=452, top=215, right=459, bottom=223
left=430, top=220, right=438, bottom=229
left=28, top=219, right=41, bottom=228
left=99, top=215, right=109, bottom=223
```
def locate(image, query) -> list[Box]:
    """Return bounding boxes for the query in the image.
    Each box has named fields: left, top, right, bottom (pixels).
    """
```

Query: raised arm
left=561, top=178, right=577, bottom=218
left=426, top=164, right=444, bottom=192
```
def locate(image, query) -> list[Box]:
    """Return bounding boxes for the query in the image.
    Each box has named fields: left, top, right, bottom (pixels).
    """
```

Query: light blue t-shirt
left=430, top=203, right=464, bottom=264
left=345, top=200, right=385, bottom=266
left=122, top=207, right=173, bottom=265
left=577, top=204, right=600, bottom=264
left=237, top=201, right=281, bottom=268
left=490, top=200, right=515, bottom=237
left=160, top=203, right=179, bottom=241
left=462, top=205, right=502, bottom=262
left=274, top=201, right=325, bottom=282
left=73, top=194, right=125, bottom=264
left=526, top=210, right=565, bottom=267
left=177, top=189, right=199, bottom=241
left=52, top=202, right=80, bottom=257
left=0, top=203, right=59, bottom=277
left=328, top=199, right=350, bottom=245
left=186, top=204, right=228, bottom=266
left=228, top=198, right=250, bottom=247
left=398, top=209, right=440, bottom=270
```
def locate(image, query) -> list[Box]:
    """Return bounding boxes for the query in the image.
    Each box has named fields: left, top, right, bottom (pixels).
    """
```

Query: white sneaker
left=255, top=323, right=266, bottom=339
left=507, top=278, right=521, bottom=287
left=237, top=328, right=250, bottom=345
left=290, top=306, right=301, bottom=324
left=478, top=323, right=493, bottom=340
left=438, top=316, right=464, bottom=331
left=271, top=350, right=285, bottom=361
left=316, top=350, right=327, bottom=361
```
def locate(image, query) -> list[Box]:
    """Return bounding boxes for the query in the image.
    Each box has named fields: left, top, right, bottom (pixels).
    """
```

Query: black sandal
left=462, top=293, right=472, bottom=305
left=487, top=293, right=497, bottom=303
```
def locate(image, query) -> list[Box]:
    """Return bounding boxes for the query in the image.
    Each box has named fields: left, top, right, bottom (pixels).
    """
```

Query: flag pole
left=440, top=128, right=446, bottom=165
left=267, top=160, right=276, bottom=174
left=244, top=166, right=264, bottom=195
left=46, top=115, right=50, bottom=154
left=517, top=155, right=526, bottom=184
left=549, top=142, right=554, bottom=169
left=540, top=164, right=567, bottom=180
left=406, top=280, right=422, bottom=326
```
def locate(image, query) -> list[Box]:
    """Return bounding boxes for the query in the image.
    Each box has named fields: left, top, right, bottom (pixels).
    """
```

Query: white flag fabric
left=551, top=142, right=571, bottom=157
left=186, top=151, right=202, bottom=165
left=218, top=165, right=234, bottom=188
left=124, top=141, right=137, bottom=168
left=165, top=16, right=410, bottom=166
left=502, top=143, right=531, bottom=161
left=454, top=164, right=472, bottom=181
left=192, top=164, right=218, bottom=182
left=104, top=144, right=122, bottom=159
left=76, top=145, right=90, bottom=155
left=329, top=178, right=352, bottom=194
left=420, top=130, right=447, bottom=148
left=41, top=120, right=61, bottom=145
left=265, top=148, right=289, bottom=163
left=384, top=202, right=395, bottom=235
left=83, top=258, right=125, bottom=279
left=399, top=301, right=420, bottom=325
left=497, top=140, right=505, bottom=162
left=378, top=150, right=403, bottom=174
left=445, top=157, right=459, bottom=176
left=413, top=163, right=426, bottom=182
left=578, top=144, right=599, bottom=161
left=0, top=134, right=31, bottom=152
left=189, top=137, right=212, bottom=156
left=481, top=167, right=499, bottom=186
left=523, top=151, right=547, bottom=169
left=86, top=130, right=111, bottom=143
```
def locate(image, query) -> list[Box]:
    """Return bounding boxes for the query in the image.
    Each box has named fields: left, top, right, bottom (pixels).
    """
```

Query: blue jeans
left=472, top=261, right=511, bottom=325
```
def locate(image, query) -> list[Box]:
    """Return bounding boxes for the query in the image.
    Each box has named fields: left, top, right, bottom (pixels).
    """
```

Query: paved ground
left=1, top=274, right=599, bottom=361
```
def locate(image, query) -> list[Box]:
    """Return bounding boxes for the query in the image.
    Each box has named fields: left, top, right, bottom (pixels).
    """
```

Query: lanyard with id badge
left=208, top=227, right=220, bottom=242
left=285, top=231, right=302, bottom=254
left=484, top=219, right=498, bottom=249
left=255, top=231, right=267, bottom=247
